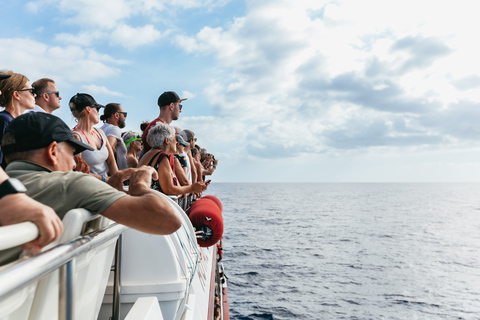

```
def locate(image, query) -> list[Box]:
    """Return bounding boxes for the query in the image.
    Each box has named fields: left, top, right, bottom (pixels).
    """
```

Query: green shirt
left=0, top=161, right=126, bottom=266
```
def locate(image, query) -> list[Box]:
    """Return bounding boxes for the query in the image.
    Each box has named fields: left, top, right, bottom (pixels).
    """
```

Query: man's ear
left=169, top=102, right=175, bottom=111
left=46, top=141, right=59, bottom=166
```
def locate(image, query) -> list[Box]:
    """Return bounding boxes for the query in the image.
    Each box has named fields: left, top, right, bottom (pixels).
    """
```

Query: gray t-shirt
left=0, top=161, right=126, bottom=266
left=100, top=123, right=128, bottom=170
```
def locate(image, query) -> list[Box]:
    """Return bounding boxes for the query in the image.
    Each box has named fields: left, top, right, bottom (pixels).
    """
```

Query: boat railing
left=0, top=219, right=127, bottom=320
left=0, top=194, right=199, bottom=320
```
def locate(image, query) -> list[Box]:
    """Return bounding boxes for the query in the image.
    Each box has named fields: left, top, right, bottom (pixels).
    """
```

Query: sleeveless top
left=147, top=152, right=178, bottom=193
left=75, top=128, right=109, bottom=178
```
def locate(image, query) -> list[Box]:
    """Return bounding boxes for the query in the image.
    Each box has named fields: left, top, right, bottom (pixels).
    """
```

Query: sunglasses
left=91, top=105, right=103, bottom=112
left=118, top=111, right=127, bottom=118
left=45, top=91, right=60, bottom=97
left=179, top=104, right=183, bottom=110
left=17, top=88, right=36, bottom=96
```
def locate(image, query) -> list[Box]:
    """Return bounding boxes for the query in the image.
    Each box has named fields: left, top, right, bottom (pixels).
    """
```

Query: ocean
left=205, top=183, right=480, bottom=320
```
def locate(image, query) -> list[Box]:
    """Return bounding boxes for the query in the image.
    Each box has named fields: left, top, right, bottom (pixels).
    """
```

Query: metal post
left=59, top=260, right=74, bottom=320
left=112, top=234, right=123, bottom=320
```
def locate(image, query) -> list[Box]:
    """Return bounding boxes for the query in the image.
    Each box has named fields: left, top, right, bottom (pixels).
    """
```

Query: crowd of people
left=0, top=70, right=219, bottom=265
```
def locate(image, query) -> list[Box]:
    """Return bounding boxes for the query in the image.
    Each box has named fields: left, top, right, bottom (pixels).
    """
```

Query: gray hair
left=147, top=122, right=175, bottom=149
left=122, top=131, right=141, bottom=149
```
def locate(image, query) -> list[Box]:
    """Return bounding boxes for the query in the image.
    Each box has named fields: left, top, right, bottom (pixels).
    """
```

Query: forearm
left=102, top=193, right=181, bottom=235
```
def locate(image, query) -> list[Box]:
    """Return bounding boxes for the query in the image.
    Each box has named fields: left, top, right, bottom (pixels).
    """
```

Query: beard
left=118, top=118, right=126, bottom=128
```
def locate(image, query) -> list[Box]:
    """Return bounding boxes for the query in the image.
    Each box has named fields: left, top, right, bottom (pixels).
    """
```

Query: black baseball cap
left=69, top=93, right=104, bottom=111
left=2, top=112, right=94, bottom=155
left=0, top=74, right=11, bottom=80
left=157, top=91, right=187, bottom=107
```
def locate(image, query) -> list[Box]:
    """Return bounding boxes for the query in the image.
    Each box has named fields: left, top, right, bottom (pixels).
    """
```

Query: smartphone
left=205, top=180, right=211, bottom=185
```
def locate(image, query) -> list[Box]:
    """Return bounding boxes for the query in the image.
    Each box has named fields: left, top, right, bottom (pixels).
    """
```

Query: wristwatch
left=0, top=178, right=27, bottom=200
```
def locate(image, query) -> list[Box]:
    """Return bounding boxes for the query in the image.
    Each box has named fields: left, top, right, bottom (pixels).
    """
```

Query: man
left=179, top=129, right=197, bottom=182
left=27, top=78, right=62, bottom=114
left=1, top=112, right=181, bottom=265
left=100, top=103, right=128, bottom=169
left=0, top=74, right=63, bottom=265
left=142, top=91, right=186, bottom=153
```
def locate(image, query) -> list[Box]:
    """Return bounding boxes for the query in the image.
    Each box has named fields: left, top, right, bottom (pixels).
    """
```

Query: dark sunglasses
left=45, top=91, right=60, bottom=97
left=91, top=105, right=103, bottom=112
left=118, top=111, right=127, bottom=118
left=17, top=88, right=36, bottom=96
left=179, top=104, right=183, bottom=110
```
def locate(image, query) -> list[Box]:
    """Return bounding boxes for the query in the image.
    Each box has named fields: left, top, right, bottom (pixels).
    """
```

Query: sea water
left=205, top=183, right=480, bottom=320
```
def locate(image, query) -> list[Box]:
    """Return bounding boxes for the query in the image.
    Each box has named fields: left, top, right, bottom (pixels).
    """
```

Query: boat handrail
left=0, top=221, right=39, bottom=251
left=0, top=223, right=128, bottom=300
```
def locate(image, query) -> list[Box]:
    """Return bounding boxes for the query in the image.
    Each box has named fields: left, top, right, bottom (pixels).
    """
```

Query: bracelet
left=102, top=176, right=107, bottom=182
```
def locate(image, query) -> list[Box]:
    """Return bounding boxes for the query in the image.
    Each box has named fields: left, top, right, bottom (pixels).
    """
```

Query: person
left=191, top=148, right=205, bottom=183
left=138, top=122, right=206, bottom=196
left=142, top=91, right=186, bottom=153
left=0, top=167, right=64, bottom=266
left=1, top=112, right=181, bottom=265
left=174, top=134, right=190, bottom=183
left=173, top=134, right=191, bottom=186
left=179, top=129, right=197, bottom=182
left=100, top=103, right=128, bottom=170
left=200, top=150, right=218, bottom=180
left=70, top=93, right=118, bottom=181
left=0, top=71, right=36, bottom=169
left=122, top=131, right=142, bottom=168
left=26, top=78, right=62, bottom=114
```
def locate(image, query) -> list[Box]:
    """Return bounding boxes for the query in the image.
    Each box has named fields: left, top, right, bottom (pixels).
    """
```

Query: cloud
left=110, top=24, right=163, bottom=49
left=0, top=38, right=126, bottom=84
left=173, top=0, right=480, bottom=161
left=82, top=84, right=126, bottom=97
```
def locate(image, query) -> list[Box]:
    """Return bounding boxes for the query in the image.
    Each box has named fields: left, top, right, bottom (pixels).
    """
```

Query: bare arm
left=187, top=150, right=197, bottom=182
left=157, top=157, right=205, bottom=195
left=174, top=157, right=190, bottom=186
left=101, top=166, right=181, bottom=234
left=0, top=169, right=63, bottom=253
left=194, top=160, right=203, bottom=182
left=126, top=154, right=138, bottom=168
left=107, top=135, right=117, bottom=153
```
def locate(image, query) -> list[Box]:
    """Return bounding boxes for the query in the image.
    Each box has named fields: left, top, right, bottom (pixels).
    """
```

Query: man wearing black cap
left=0, top=112, right=181, bottom=265
left=142, top=91, right=186, bottom=153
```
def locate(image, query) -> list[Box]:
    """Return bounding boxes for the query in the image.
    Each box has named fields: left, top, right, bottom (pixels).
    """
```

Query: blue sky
left=2, top=0, right=480, bottom=182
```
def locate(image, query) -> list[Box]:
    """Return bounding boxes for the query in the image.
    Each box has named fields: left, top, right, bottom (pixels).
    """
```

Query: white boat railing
left=0, top=194, right=200, bottom=320
left=0, top=222, right=127, bottom=320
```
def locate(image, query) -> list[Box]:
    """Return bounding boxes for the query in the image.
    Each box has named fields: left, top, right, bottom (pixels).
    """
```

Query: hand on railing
left=0, top=193, right=63, bottom=253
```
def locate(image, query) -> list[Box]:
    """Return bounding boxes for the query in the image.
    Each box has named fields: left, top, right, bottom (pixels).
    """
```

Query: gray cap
left=176, top=134, right=189, bottom=146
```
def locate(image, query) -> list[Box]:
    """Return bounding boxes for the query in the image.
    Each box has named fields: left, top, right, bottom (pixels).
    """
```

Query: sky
left=2, top=0, right=480, bottom=182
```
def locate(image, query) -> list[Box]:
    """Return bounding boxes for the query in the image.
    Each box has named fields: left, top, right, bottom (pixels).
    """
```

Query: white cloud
left=110, top=24, right=163, bottom=49
left=174, top=0, right=480, bottom=162
left=0, top=38, right=126, bottom=84
left=82, top=84, right=125, bottom=97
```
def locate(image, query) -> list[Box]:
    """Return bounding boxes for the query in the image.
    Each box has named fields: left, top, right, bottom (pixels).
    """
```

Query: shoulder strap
left=147, top=152, right=163, bottom=167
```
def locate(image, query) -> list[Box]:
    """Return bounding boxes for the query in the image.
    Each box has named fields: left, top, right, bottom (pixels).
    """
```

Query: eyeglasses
left=45, top=91, right=60, bottom=97
left=117, top=112, right=127, bottom=118
left=179, top=104, right=183, bottom=110
left=17, top=88, right=36, bottom=96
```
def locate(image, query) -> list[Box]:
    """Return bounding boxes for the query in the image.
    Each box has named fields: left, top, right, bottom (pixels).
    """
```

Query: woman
left=138, top=122, right=206, bottom=195
left=174, top=134, right=190, bottom=186
left=122, top=131, right=142, bottom=168
left=70, top=93, right=118, bottom=181
left=0, top=71, right=35, bottom=168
